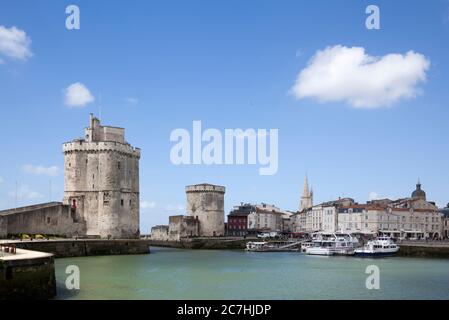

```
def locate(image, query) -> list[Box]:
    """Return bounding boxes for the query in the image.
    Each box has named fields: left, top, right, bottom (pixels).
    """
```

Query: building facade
left=168, top=215, right=199, bottom=240
left=247, top=204, right=283, bottom=232
left=291, top=182, right=443, bottom=239
left=150, top=225, right=169, bottom=241
left=440, top=205, right=449, bottom=238
left=227, top=203, right=255, bottom=237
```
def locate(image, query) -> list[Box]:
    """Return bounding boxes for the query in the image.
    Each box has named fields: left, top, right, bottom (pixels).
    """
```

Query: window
left=121, top=199, right=124, bottom=206
left=118, top=162, right=121, bottom=169
left=47, top=217, right=51, bottom=224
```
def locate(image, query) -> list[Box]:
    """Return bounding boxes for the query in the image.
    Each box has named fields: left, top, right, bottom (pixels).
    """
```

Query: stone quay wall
left=0, top=202, right=86, bottom=238
left=398, top=243, right=449, bottom=258
left=149, top=238, right=249, bottom=250
left=9, top=239, right=151, bottom=258
left=0, top=249, right=56, bottom=300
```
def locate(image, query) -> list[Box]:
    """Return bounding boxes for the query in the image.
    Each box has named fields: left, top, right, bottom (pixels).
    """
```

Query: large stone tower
left=185, top=183, right=225, bottom=237
left=63, top=114, right=141, bottom=239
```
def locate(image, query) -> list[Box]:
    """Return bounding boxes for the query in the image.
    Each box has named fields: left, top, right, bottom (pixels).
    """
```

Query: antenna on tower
left=14, top=180, right=18, bottom=211
left=98, top=94, right=102, bottom=120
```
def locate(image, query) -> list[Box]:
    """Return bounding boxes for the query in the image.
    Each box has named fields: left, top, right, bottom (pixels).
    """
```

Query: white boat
left=332, top=233, right=360, bottom=255
left=305, top=232, right=359, bottom=256
left=354, top=236, right=399, bottom=257
left=305, top=240, right=335, bottom=255
left=246, top=241, right=268, bottom=251
left=300, top=241, right=314, bottom=253
left=246, top=241, right=301, bottom=252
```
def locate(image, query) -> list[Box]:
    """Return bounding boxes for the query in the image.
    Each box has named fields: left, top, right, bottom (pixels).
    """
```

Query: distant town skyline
left=1, top=1, right=449, bottom=233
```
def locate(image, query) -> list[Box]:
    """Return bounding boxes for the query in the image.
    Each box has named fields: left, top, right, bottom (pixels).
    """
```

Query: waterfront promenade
left=0, top=246, right=56, bottom=299
left=0, top=238, right=151, bottom=258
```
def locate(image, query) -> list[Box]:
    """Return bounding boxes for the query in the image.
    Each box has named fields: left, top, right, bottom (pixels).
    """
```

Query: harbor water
left=55, top=246, right=449, bottom=300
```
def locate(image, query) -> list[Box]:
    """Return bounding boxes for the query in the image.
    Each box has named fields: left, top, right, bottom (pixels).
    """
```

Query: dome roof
left=411, top=182, right=426, bottom=200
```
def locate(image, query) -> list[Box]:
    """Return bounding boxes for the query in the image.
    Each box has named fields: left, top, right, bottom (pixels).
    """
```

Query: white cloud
left=64, top=82, right=95, bottom=107
left=141, top=201, right=156, bottom=209
left=23, top=165, right=60, bottom=177
left=125, top=97, right=139, bottom=105
left=369, top=192, right=380, bottom=201
left=291, top=45, right=430, bottom=108
left=164, top=204, right=185, bottom=213
left=368, top=191, right=390, bottom=201
left=8, top=185, right=43, bottom=200
left=0, top=25, right=32, bottom=61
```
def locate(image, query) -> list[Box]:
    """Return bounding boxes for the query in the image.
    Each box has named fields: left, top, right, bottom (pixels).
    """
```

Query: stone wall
left=151, top=225, right=169, bottom=241
left=0, top=250, right=56, bottom=300
left=0, top=202, right=86, bottom=238
left=0, top=216, right=6, bottom=238
left=169, top=215, right=199, bottom=241
left=12, top=239, right=150, bottom=258
left=398, top=243, right=449, bottom=258
left=149, top=238, right=249, bottom=250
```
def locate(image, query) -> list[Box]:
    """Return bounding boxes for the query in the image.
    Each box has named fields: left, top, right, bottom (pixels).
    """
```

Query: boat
left=300, top=241, right=314, bottom=253
left=332, top=233, right=360, bottom=255
left=305, top=232, right=359, bottom=256
left=246, top=241, right=268, bottom=251
left=305, top=239, right=335, bottom=255
left=353, top=236, right=399, bottom=257
left=246, top=241, right=301, bottom=252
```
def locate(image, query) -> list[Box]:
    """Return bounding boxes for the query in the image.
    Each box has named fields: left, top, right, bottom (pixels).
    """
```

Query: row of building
left=151, top=176, right=449, bottom=241
left=226, top=177, right=449, bottom=240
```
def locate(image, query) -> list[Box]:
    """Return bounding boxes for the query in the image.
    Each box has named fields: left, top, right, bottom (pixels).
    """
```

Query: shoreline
left=148, top=238, right=449, bottom=259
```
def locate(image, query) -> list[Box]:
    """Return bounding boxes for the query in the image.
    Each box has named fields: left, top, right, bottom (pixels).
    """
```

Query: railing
left=0, top=244, right=17, bottom=255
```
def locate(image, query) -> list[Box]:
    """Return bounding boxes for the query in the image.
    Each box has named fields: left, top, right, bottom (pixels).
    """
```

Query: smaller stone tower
left=185, top=183, right=225, bottom=237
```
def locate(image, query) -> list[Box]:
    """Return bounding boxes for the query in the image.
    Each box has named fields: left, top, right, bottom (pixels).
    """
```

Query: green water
left=55, top=247, right=449, bottom=300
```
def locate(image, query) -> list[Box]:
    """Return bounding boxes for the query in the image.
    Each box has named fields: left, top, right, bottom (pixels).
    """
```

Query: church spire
left=299, top=175, right=313, bottom=212
left=303, top=175, right=310, bottom=197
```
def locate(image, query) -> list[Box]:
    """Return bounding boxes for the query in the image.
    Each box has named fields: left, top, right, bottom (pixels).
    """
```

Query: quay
left=397, top=240, right=449, bottom=258
left=0, top=238, right=151, bottom=258
left=148, top=237, right=251, bottom=250
left=149, top=237, right=449, bottom=258
left=0, top=239, right=151, bottom=299
left=0, top=245, right=56, bottom=300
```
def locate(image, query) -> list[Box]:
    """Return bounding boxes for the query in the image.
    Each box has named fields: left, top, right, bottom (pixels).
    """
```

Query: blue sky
left=0, top=0, right=448, bottom=232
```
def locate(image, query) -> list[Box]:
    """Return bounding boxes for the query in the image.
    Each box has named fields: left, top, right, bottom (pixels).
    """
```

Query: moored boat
left=354, top=236, right=399, bottom=257
left=246, top=241, right=301, bottom=252
left=305, top=232, right=359, bottom=256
